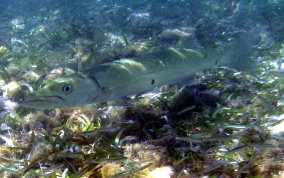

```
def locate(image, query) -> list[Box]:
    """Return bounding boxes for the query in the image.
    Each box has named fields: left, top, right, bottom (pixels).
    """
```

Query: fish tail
left=225, top=27, right=262, bottom=72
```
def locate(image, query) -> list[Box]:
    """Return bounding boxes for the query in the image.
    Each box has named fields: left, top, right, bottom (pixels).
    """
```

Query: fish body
left=20, top=35, right=257, bottom=109
left=88, top=48, right=210, bottom=102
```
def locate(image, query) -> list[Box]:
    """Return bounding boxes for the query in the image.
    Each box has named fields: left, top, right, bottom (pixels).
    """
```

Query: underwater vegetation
left=0, top=0, right=284, bottom=177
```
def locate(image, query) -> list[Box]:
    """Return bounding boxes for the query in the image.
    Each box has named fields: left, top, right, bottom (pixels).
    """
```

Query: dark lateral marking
left=88, top=76, right=101, bottom=88
left=215, top=60, right=218, bottom=65
left=151, top=79, right=155, bottom=85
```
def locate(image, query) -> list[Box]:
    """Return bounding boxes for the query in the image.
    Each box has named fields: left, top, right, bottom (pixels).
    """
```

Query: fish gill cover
left=0, top=0, right=284, bottom=177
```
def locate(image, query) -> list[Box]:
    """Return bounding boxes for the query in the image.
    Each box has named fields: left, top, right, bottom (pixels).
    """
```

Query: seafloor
left=0, top=0, right=283, bottom=177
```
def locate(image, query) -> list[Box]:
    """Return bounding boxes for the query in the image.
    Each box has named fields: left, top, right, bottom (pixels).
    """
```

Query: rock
left=170, top=84, right=221, bottom=114
left=22, top=71, right=40, bottom=83
left=6, top=63, right=21, bottom=77
left=4, top=81, right=25, bottom=102
left=45, top=68, right=75, bottom=81
left=127, top=12, right=155, bottom=35
left=0, top=46, right=8, bottom=53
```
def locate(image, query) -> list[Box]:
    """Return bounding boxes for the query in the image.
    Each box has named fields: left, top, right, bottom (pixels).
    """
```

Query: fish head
left=20, top=74, right=101, bottom=109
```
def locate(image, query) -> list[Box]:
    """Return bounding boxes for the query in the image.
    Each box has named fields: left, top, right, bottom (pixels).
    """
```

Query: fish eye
left=62, top=85, right=72, bottom=94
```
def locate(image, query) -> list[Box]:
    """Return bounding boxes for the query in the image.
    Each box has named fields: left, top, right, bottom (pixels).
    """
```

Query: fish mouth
left=20, top=97, right=52, bottom=105
left=19, top=97, right=52, bottom=109
left=21, top=95, right=65, bottom=104
left=20, top=95, right=65, bottom=109
left=22, top=98, right=51, bottom=103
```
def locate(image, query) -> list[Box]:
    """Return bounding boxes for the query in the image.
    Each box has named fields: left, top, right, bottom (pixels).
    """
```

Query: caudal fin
left=226, top=28, right=262, bottom=72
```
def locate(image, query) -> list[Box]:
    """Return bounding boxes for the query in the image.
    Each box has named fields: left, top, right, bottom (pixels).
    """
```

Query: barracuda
left=20, top=36, right=257, bottom=109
